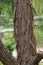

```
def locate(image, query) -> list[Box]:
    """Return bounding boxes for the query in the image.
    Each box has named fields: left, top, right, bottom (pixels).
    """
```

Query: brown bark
left=0, top=39, right=43, bottom=65
left=32, top=53, right=43, bottom=65
left=0, top=0, right=43, bottom=65
left=14, top=0, right=43, bottom=65
left=14, top=0, right=36, bottom=65
left=0, top=40, right=18, bottom=65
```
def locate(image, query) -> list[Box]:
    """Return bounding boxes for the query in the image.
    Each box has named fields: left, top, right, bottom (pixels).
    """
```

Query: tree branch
left=32, top=53, right=43, bottom=65
left=0, top=40, right=18, bottom=65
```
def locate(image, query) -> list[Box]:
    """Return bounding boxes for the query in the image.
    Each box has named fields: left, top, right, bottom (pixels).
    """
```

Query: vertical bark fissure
left=14, top=0, right=36, bottom=65
left=0, top=0, right=43, bottom=65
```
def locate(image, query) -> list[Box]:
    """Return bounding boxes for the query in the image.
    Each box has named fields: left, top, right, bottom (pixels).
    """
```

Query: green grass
left=39, top=62, right=43, bottom=65
left=0, top=62, right=3, bottom=65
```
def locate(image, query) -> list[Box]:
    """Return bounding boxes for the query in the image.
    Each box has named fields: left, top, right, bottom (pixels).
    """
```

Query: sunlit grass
left=39, top=62, right=43, bottom=65
left=0, top=61, right=3, bottom=65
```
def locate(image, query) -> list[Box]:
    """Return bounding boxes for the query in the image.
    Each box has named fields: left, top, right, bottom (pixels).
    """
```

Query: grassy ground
left=39, top=62, right=43, bottom=65
left=0, top=62, right=3, bottom=65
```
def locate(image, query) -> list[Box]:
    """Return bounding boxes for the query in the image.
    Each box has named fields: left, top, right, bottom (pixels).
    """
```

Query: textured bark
left=0, top=39, right=43, bottom=65
left=14, top=0, right=36, bottom=65
left=0, top=40, right=18, bottom=65
left=14, top=0, right=43, bottom=65
left=32, top=53, right=43, bottom=65
left=0, top=0, right=43, bottom=65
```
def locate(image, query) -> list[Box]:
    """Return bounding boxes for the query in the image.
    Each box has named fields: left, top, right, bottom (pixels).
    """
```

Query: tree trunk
left=14, top=0, right=43, bottom=65
left=14, top=0, right=36, bottom=65
left=0, top=40, right=18, bottom=65
left=0, top=0, right=43, bottom=65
